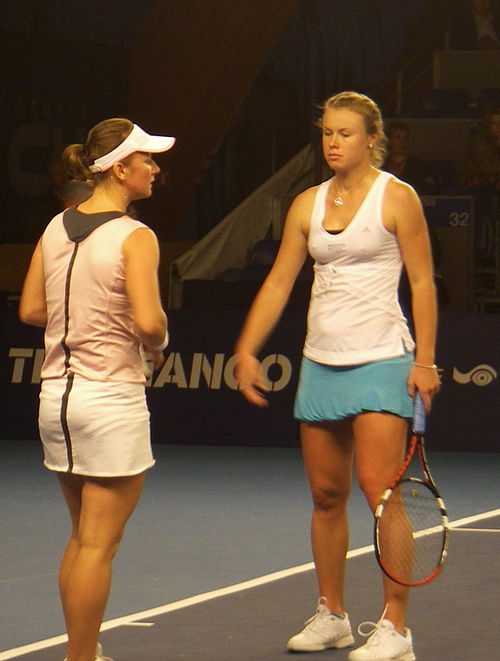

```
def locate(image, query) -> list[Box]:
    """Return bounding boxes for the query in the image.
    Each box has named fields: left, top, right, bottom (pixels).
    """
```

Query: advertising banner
left=1, top=297, right=498, bottom=451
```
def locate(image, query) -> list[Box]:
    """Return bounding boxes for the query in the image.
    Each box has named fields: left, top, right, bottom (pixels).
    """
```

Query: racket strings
left=378, top=480, right=446, bottom=585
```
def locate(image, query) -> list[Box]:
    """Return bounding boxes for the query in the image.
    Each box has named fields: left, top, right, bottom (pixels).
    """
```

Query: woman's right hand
left=235, top=352, right=269, bottom=407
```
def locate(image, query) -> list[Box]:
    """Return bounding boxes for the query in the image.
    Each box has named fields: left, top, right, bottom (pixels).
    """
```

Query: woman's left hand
left=408, top=365, right=441, bottom=412
left=235, top=352, right=269, bottom=407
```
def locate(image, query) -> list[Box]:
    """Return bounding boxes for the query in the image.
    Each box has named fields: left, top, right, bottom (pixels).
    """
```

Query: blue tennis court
left=1, top=441, right=498, bottom=660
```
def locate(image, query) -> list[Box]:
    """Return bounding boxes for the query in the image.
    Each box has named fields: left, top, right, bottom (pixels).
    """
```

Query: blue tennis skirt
left=294, top=353, right=414, bottom=422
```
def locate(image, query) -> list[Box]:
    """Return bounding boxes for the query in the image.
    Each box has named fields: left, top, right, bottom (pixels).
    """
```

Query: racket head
left=374, top=476, right=449, bottom=587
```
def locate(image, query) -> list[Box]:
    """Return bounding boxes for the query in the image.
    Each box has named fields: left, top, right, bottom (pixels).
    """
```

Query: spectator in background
left=46, top=159, right=70, bottom=202
left=463, top=104, right=500, bottom=190
left=383, top=123, right=449, bottom=311
left=47, top=158, right=92, bottom=210
left=449, top=0, right=500, bottom=50
left=461, top=104, right=500, bottom=268
left=59, top=179, right=93, bottom=209
left=382, top=122, right=446, bottom=195
left=383, top=122, right=435, bottom=194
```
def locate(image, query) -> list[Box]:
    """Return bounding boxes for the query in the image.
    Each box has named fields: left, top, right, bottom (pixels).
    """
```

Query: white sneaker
left=95, top=642, right=114, bottom=661
left=347, top=614, right=415, bottom=661
left=63, top=642, right=114, bottom=661
left=287, top=597, right=354, bottom=652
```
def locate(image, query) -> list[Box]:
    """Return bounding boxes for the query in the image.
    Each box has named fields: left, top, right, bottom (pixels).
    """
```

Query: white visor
left=89, top=124, right=176, bottom=173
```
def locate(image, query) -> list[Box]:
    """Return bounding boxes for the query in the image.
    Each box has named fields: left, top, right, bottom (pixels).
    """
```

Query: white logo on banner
left=452, top=364, right=497, bottom=387
left=148, top=352, right=292, bottom=391
left=8, top=348, right=45, bottom=383
left=8, top=348, right=293, bottom=392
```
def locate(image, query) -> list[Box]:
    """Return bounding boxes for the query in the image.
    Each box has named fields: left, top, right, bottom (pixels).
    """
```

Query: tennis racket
left=374, top=394, right=449, bottom=586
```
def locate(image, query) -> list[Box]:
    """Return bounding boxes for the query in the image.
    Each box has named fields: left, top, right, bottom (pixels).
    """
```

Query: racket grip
left=413, top=393, right=426, bottom=433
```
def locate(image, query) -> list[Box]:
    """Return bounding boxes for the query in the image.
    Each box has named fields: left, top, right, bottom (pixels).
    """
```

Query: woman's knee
left=75, top=533, right=123, bottom=561
left=76, top=517, right=127, bottom=556
left=310, top=480, right=350, bottom=514
left=357, top=473, right=388, bottom=511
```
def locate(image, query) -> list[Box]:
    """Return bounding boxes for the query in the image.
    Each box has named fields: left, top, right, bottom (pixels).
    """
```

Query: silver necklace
left=332, top=171, right=371, bottom=207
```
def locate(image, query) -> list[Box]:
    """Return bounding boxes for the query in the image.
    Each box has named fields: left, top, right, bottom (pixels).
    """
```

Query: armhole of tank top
left=376, top=172, right=395, bottom=235
left=120, top=221, right=150, bottom=257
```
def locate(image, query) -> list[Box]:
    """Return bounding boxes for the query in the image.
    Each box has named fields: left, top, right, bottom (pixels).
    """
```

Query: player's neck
left=78, top=183, right=129, bottom=214
left=335, top=164, right=376, bottom=192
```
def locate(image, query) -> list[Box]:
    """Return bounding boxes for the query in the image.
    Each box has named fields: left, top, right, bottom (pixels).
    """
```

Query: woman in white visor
left=19, top=118, right=175, bottom=661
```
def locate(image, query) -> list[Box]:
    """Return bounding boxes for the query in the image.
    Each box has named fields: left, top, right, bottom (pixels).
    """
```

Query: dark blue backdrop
left=1, top=296, right=498, bottom=451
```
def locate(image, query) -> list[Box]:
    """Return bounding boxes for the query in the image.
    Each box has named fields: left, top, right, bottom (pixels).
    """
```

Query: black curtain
left=185, top=0, right=430, bottom=240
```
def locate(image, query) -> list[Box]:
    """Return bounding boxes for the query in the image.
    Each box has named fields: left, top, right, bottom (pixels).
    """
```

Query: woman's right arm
left=234, top=189, right=312, bottom=406
left=19, top=238, right=47, bottom=328
left=122, top=227, right=168, bottom=364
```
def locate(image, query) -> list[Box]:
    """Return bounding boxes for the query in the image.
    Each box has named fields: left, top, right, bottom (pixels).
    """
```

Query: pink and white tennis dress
left=38, top=207, right=156, bottom=477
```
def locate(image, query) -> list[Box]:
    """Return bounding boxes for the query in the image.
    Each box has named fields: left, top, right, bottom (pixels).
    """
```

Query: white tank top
left=304, top=170, right=415, bottom=365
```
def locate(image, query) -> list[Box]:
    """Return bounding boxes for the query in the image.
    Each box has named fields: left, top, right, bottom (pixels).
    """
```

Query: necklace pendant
left=333, top=196, right=344, bottom=207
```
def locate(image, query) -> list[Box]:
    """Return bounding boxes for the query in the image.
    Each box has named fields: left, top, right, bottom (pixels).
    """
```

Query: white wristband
left=152, top=330, right=169, bottom=353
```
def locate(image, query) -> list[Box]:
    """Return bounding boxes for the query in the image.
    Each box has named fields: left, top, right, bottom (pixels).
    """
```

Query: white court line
left=1, top=507, right=499, bottom=660
left=447, top=508, right=500, bottom=531
left=122, top=622, right=155, bottom=627
left=451, top=528, right=500, bottom=532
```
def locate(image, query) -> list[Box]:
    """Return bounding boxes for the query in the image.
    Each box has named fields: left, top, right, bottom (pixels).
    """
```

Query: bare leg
left=58, top=472, right=146, bottom=661
left=353, top=412, right=409, bottom=631
left=300, top=420, right=354, bottom=615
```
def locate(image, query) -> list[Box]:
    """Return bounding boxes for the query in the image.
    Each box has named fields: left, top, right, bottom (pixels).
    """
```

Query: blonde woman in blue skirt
left=19, top=118, right=175, bottom=661
left=235, top=92, right=440, bottom=661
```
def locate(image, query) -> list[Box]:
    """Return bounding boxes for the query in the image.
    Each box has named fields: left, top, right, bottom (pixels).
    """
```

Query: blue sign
left=421, top=195, right=473, bottom=228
